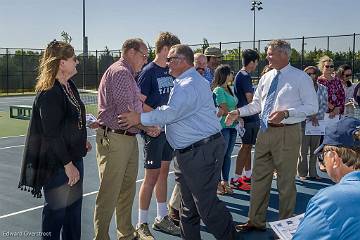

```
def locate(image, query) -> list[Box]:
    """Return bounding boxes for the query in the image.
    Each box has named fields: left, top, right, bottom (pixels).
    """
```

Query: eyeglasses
left=316, top=150, right=331, bottom=166
left=166, top=56, right=180, bottom=63
left=136, top=49, right=148, bottom=60
left=344, top=74, right=352, bottom=77
left=325, top=65, right=334, bottom=69
left=307, top=72, right=316, bottom=76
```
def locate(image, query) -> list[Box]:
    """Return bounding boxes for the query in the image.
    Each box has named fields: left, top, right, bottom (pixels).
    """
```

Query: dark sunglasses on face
left=325, top=65, right=334, bottom=69
left=316, top=149, right=332, bottom=172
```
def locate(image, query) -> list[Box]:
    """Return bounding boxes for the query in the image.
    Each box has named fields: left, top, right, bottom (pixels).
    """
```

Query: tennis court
left=0, top=95, right=334, bottom=240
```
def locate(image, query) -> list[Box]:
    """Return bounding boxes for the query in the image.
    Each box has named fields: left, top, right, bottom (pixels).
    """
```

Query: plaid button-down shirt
left=97, top=58, right=143, bottom=133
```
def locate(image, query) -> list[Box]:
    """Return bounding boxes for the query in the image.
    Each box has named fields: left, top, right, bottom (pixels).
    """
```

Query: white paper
left=304, top=120, right=326, bottom=136
left=85, top=113, right=97, bottom=127
left=269, top=213, right=305, bottom=240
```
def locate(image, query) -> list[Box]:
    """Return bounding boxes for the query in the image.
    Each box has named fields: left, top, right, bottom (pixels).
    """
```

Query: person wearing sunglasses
left=297, top=66, right=328, bottom=181
left=337, top=64, right=355, bottom=104
left=317, top=56, right=345, bottom=119
left=293, top=116, right=360, bottom=240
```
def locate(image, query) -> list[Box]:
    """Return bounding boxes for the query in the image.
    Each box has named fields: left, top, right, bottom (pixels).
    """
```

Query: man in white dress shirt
left=226, top=39, right=318, bottom=232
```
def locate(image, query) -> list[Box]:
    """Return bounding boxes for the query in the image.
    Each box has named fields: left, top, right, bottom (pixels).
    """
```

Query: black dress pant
left=174, top=135, right=236, bottom=240
left=42, top=159, right=83, bottom=240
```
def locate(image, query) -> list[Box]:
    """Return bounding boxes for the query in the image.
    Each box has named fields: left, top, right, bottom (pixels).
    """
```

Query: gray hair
left=121, top=38, right=146, bottom=54
left=268, top=40, right=291, bottom=59
left=171, top=44, right=194, bottom=65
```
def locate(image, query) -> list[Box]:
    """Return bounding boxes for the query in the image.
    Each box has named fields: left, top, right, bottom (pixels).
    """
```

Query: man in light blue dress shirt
left=119, top=44, right=236, bottom=240
left=293, top=117, right=360, bottom=240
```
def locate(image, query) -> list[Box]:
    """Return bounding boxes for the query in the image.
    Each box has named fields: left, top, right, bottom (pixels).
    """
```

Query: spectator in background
left=19, top=40, right=91, bottom=240
left=337, top=64, right=355, bottom=104
left=354, top=83, right=360, bottom=106
left=293, top=117, right=360, bottom=240
left=298, top=66, right=328, bottom=180
left=231, top=49, right=260, bottom=191
left=194, top=53, right=207, bottom=76
left=136, top=32, right=180, bottom=239
left=261, top=65, right=273, bottom=76
left=203, top=47, right=223, bottom=83
left=212, top=64, right=238, bottom=195
left=317, top=56, right=345, bottom=119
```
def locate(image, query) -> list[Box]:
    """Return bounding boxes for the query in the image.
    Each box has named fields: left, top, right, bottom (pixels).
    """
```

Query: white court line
left=0, top=145, right=24, bottom=150
left=0, top=135, right=25, bottom=139
left=0, top=135, right=96, bottom=150
left=0, top=171, right=175, bottom=220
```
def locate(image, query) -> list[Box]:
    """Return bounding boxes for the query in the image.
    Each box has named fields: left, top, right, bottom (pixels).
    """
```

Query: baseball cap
left=204, top=47, right=223, bottom=58
left=314, top=117, right=360, bottom=154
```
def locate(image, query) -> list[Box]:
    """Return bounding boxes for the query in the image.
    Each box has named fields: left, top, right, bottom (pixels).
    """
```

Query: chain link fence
left=0, top=33, right=359, bottom=95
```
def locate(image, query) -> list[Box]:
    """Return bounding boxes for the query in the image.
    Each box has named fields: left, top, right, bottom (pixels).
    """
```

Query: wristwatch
left=284, top=110, right=289, bottom=119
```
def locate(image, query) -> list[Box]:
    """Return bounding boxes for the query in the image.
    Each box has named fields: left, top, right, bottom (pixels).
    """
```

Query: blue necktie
left=260, top=71, right=281, bottom=131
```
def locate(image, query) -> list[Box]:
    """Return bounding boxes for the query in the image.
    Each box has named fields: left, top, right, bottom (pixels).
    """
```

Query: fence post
left=82, top=55, right=86, bottom=89
left=238, top=42, right=241, bottom=71
left=327, top=36, right=330, bottom=52
left=95, top=50, right=98, bottom=89
left=6, top=48, right=9, bottom=95
left=301, top=36, right=305, bottom=70
left=219, top=42, right=222, bottom=52
left=21, top=49, right=24, bottom=94
left=353, top=33, right=356, bottom=82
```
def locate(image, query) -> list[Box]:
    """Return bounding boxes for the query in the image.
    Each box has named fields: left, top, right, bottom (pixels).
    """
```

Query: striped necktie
left=260, top=71, right=281, bottom=131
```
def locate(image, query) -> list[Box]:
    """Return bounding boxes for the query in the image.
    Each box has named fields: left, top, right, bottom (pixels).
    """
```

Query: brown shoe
left=168, top=206, right=180, bottom=227
left=235, top=222, right=266, bottom=232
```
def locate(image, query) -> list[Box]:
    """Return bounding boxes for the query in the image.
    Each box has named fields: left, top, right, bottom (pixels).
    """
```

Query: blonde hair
left=35, top=40, right=75, bottom=92
left=155, top=32, right=180, bottom=54
left=317, top=55, right=333, bottom=72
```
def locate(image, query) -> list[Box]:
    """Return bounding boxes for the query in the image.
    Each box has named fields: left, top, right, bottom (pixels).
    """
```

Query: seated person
left=293, top=117, right=360, bottom=240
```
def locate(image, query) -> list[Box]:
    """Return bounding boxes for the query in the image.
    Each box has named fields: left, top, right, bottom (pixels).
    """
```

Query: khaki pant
left=249, top=124, right=301, bottom=228
left=298, top=124, right=321, bottom=177
left=93, top=128, right=138, bottom=240
left=169, top=182, right=181, bottom=210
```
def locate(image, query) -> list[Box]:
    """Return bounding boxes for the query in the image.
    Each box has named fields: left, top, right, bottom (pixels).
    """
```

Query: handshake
left=118, top=107, right=161, bottom=138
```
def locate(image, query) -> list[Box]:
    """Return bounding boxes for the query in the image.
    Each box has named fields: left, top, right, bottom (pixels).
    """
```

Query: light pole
left=251, top=1, right=263, bottom=50
left=82, top=0, right=87, bottom=89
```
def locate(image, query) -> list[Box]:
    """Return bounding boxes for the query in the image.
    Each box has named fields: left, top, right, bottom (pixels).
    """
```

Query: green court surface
left=0, top=104, right=98, bottom=138
left=0, top=111, right=29, bottom=137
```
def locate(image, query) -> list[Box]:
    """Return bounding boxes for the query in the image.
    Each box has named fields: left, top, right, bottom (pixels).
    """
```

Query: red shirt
left=97, top=58, right=142, bottom=133
left=317, top=76, right=345, bottom=114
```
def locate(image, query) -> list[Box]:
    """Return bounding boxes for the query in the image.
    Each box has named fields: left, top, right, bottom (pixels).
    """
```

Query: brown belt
left=268, top=123, right=298, bottom=128
left=100, top=125, right=136, bottom=136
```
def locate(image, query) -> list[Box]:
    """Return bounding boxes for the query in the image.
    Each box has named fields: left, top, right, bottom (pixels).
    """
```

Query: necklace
left=60, top=83, right=83, bottom=129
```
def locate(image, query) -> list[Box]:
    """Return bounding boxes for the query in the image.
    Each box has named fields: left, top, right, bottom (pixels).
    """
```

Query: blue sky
left=0, top=0, right=359, bottom=51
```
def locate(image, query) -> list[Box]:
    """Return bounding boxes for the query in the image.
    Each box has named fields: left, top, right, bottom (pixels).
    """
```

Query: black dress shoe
left=235, top=222, right=266, bottom=232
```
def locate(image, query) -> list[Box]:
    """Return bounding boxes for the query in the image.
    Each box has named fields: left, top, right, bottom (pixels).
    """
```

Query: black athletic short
left=142, top=132, right=174, bottom=169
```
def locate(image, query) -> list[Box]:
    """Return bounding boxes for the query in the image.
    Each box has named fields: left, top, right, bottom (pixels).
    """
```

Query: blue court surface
left=0, top=97, right=334, bottom=240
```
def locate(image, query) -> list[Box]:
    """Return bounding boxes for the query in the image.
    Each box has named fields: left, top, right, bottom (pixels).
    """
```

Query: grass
left=0, top=104, right=98, bottom=138
left=0, top=111, right=29, bottom=137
